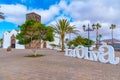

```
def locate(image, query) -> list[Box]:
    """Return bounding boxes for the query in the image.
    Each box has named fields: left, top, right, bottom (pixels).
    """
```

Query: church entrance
left=11, top=44, right=15, bottom=48
left=43, top=41, right=46, bottom=48
left=11, top=35, right=16, bottom=48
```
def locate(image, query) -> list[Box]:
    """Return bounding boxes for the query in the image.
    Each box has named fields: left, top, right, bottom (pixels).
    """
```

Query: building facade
left=3, top=30, right=25, bottom=49
left=2, top=12, right=59, bottom=49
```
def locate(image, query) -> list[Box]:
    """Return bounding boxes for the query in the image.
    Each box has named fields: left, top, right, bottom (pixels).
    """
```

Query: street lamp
left=83, top=24, right=95, bottom=56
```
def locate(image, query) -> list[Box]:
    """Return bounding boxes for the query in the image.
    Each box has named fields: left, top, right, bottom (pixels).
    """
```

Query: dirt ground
left=0, top=48, right=120, bottom=80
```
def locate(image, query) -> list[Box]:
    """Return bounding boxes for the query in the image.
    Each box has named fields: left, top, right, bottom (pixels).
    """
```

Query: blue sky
left=0, top=0, right=120, bottom=40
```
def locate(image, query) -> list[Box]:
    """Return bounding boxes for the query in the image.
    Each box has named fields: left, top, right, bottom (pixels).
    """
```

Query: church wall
left=3, top=32, right=11, bottom=48
left=3, top=30, right=25, bottom=49
left=16, top=40, right=25, bottom=49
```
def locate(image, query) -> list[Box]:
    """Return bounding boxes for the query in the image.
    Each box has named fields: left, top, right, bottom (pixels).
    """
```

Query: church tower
left=26, top=12, right=41, bottom=23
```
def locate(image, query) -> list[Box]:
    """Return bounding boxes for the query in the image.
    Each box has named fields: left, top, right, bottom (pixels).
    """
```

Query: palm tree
left=98, top=34, right=102, bottom=45
left=53, top=19, right=78, bottom=52
left=95, top=23, right=101, bottom=48
left=67, top=26, right=79, bottom=41
left=110, top=24, right=116, bottom=46
left=0, top=6, right=4, bottom=19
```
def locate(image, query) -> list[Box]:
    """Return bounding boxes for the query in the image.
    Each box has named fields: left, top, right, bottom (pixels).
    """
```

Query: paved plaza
left=0, top=48, right=120, bottom=80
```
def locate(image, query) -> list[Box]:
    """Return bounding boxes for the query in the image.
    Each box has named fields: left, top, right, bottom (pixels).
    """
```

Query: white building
left=2, top=30, right=60, bottom=49
left=3, top=30, right=25, bottom=49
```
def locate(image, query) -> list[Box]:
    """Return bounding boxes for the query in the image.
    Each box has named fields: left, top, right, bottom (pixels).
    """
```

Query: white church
left=2, top=29, right=59, bottom=49
left=2, top=12, right=60, bottom=49
left=3, top=30, right=25, bottom=49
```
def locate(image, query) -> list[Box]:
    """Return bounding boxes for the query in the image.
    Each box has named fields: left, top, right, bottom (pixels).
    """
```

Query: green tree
left=16, top=19, right=37, bottom=45
left=34, top=23, right=54, bottom=48
left=52, top=19, right=78, bottom=52
left=17, top=19, right=54, bottom=55
left=110, top=24, right=116, bottom=46
left=0, top=38, right=3, bottom=47
left=67, top=26, right=79, bottom=41
left=95, top=23, right=101, bottom=48
left=0, top=6, right=4, bottom=19
left=67, top=36, right=94, bottom=47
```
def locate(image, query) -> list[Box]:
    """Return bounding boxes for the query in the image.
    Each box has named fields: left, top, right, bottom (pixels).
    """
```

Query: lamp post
left=83, top=24, right=95, bottom=56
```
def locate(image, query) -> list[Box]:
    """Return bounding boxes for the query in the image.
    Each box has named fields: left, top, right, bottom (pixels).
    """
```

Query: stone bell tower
left=25, top=12, right=46, bottom=48
left=26, top=12, right=41, bottom=23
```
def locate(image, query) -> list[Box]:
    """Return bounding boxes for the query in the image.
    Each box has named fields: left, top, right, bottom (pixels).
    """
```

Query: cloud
left=1, top=4, right=27, bottom=24
left=70, top=20, right=119, bottom=40
left=31, top=4, right=60, bottom=23
left=0, top=0, right=120, bottom=40
left=1, top=0, right=120, bottom=25
left=0, top=3, right=60, bottom=24
left=59, top=0, right=120, bottom=24
left=56, top=0, right=120, bottom=40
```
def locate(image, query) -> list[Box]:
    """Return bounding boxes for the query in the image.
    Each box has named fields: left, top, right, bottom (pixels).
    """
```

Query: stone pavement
left=0, top=48, right=120, bottom=80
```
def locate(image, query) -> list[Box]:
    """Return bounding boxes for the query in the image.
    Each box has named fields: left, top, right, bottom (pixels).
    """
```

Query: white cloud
left=31, top=4, right=60, bottom=23
left=1, top=4, right=27, bottom=24
left=0, top=4, right=60, bottom=24
left=56, top=0, right=120, bottom=40
left=67, top=20, right=119, bottom=40
left=1, top=0, right=120, bottom=40
left=59, top=0, right=120, bottom=24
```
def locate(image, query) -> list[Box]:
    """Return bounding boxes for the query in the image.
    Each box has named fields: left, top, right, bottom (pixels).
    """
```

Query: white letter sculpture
left=65, top=43, right=120, bottom=65
left=98, top=44, right=119, bottom=64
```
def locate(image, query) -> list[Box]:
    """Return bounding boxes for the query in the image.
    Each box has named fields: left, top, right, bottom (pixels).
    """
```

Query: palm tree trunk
left=96, top=29, right=98, bottom=48
left=61, top=34, right=65, bottom=52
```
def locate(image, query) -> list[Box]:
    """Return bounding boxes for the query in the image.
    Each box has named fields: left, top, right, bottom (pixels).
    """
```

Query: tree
left=0, top=38, right=3, bottom=47
left=52, top=19, right=78, bottom=52
left=110, top=24, right=116, bottom=46
left=98, top=34, right=102, bottom=45
left=67, top=26, right=80, bottom=41
left=17, top=19, right=54, bottom=55
left=34, top=23, right=54, bottom=48
left=67, top=36, right=94, bottom=47
left=17, top=19, right=38, bottom=56
left=95, top=23, right=101, bottom=48
left=16, top=19, right=37, bottom=45
left=0, top=6, right=4, bottom=19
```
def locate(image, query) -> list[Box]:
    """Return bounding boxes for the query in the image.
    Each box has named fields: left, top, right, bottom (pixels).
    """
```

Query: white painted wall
left=3, top=31, right=11, bottom=48
left=16, top=40, right=25, bottom=49
left=3, top=30, right=25, bottom=49
left=3, top=30, right=60, bottom=49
